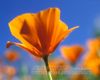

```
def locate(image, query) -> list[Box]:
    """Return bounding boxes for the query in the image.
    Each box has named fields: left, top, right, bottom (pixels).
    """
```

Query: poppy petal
left=6, top=41, right=42, bottom=57
left=49, top=26, right=79, bottom=53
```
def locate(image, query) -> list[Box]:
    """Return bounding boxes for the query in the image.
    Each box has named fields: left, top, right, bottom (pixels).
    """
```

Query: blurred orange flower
left=4, top=66, right=16, bottom=77
left=60, top=45, right=84, bottom=64
left=7, top=8, right=78, bottom=58
left=71, top=73, right=88, bottom=80
left=5, top=50, right=20, bottom=62
left=83, top=38, right=100, bottom=76
left=87, top=38, right=100, bottom=51
left=49, top=58, right=70, bottom=75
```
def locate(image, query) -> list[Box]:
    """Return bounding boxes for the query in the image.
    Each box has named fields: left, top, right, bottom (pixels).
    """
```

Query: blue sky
left=0, top=0, right=100, bottom=61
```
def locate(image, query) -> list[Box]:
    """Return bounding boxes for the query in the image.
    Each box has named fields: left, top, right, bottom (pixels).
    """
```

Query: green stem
left=43, top=56, right=53, bottom=80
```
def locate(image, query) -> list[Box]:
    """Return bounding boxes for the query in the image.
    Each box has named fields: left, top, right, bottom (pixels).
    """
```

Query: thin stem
left=43, top=56, right=53, bottom=80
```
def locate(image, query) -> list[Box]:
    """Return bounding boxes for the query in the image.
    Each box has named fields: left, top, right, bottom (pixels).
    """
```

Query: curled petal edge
left=6, top=41, right=42, bottom=57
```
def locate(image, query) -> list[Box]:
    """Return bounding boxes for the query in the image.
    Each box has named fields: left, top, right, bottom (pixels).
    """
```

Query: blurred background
left=0, top=0, right=100, bottom=80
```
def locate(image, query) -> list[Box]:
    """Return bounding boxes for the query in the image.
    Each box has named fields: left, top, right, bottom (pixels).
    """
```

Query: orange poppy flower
left=7, top=8, right=78, bottom=58
left=49, top=58, right=70, bottom=75
left=5, top=50, right=20, bottom=62
left=4, top=66, right=16, bottom=77
left=71, top=73, right=87, bottom=80
left=60, top=45, right=84, bottom=64
left=83, top=38, right=100, bottom=76
left=87, top=38, right=100, bottom=51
